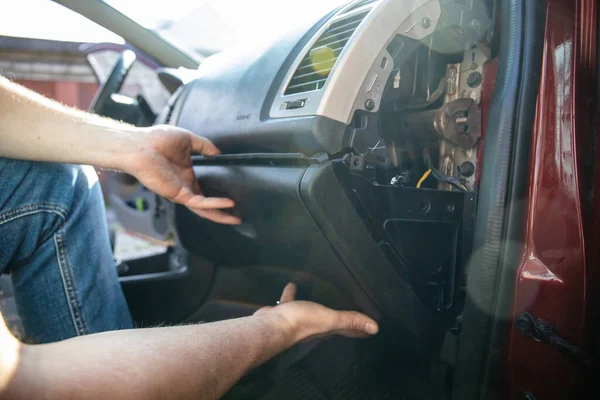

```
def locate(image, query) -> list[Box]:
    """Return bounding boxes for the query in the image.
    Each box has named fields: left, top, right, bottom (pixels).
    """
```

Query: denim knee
left=1, top=159, right=99, bottom=211
left=0, top=161, right=104, bottom=268
left=1, top=159, right=131, bottom=342
left=43, top=163, right=102, bottom=217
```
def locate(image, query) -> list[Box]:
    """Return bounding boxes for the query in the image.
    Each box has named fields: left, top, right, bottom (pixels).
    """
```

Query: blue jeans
left=0, top=158, right=133, bottom=343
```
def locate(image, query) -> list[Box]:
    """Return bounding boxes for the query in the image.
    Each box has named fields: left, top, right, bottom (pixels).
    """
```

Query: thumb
left=189, top=134, right=220, bottom=156
left=333, top=311, right=379, bottom=336
left=279, top=283, right=297, bottom=304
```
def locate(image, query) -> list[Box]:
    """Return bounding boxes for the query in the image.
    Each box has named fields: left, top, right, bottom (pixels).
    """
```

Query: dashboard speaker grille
left=284, top=9, right=370, bottom=95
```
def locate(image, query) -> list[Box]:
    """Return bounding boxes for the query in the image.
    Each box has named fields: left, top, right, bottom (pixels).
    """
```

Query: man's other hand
left=255, top=283, right=379, bottom=341
left=123, top=125, right=241, bottom=225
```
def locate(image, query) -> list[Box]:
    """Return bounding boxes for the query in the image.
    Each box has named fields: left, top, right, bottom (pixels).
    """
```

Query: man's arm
left=0, top=284, right=378, bottom=399
left=0, top=76, right=240, bottom=224
left=0, top=75, right=138, bottom=168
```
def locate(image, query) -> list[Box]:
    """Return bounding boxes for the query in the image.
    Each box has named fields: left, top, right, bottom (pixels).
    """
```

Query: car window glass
left=87, top=50, right=170, bottom=114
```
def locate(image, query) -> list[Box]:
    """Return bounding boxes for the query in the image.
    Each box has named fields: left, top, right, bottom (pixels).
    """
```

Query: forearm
left=0, top=75, right=136, bottom=170
left=3, top=314, right=295, bottom=400
left=0, top=314, right=22, bottom=396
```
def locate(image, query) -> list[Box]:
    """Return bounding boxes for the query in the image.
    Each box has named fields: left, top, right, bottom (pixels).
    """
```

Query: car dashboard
left=114, top=0, right=496, bottom=355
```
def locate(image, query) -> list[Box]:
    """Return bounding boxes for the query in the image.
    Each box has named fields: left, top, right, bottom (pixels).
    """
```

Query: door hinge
left=515, top=312, right=592, bottom=369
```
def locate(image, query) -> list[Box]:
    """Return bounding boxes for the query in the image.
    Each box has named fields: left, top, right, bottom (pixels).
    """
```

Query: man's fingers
left=279, top=283, right=297, bottom=304
left=333, top=330, right=371, bottom=339
left=193, top=209, right=241, bottom=225
left=189, top=134, right=220, bottom=156
left=185, top=194, right=235, bottom=210
left=192, top=208, right=242, bottom=225
left=333, top=311, right=379, bottom=336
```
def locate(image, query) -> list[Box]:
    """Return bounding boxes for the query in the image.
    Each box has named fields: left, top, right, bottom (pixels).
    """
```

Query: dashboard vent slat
left=284, top=9, right=370, bottom=95
left=318, top=20, right=363, bottom=39
left=342, top=0, right=378, bottom=14
left=296, top=57, right=338, bottom=73
left=313, top=36, right=352, bottom=50
left=286, top=79, right=328, bottom=93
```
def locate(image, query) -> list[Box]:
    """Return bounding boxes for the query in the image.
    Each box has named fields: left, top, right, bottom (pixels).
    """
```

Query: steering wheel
left=89, top=49, right=137, bottom=115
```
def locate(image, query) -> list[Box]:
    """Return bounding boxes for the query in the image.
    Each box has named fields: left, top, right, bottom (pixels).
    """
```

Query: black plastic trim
left=191, top=153, right=324, bottom=166
left=331, top=162, right=477, bottom=311
left=120, top=251, right=215, bottom=326
left=300, top=163, right=442, bottom=356
left=174, top=163, right=382, bottom=319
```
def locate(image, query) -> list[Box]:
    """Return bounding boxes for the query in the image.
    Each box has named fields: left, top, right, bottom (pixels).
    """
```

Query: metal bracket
left=434, top=98, right=482, bottom=148
left=345, top=151, right=386, bottom=182
left=398, top=97, right=482, bottom=148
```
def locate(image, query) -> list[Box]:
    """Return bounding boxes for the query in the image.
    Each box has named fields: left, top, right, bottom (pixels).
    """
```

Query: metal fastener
left=422, top=17, right=432, bottom=29
left=365, top=99, right=375, bottom=111
left=467, top=72, right=483, bottom=88
left=518, top=392, right=536, bottom=400
left=470, top=19, right=481, bottom=30
left=460, top=162, right=475, bottom=178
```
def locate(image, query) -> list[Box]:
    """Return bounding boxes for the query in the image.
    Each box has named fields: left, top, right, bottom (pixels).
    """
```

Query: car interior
left=3, top=0, right=549, bottom=398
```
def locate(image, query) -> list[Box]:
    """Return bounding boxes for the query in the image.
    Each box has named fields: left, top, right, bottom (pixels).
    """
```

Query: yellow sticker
left=310, top=46, right=336, bottom=76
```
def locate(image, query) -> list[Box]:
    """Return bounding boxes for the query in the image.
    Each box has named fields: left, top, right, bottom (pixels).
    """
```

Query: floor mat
left=224, top=334, right=443, bottom=400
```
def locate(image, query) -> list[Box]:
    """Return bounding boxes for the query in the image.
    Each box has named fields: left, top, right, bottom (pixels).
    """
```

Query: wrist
left=257, top=311, right=300, bottom=344
left=98, top=126, right=145, bottom=173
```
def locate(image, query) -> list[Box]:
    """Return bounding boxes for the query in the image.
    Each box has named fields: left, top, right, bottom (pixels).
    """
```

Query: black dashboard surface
left=171, top=8, right=349, bottom=156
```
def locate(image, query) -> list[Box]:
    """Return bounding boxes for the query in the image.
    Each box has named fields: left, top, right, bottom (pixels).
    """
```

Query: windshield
left=104, top=0, right=350, bottom=56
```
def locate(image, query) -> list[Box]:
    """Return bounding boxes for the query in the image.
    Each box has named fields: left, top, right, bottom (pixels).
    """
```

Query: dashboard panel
left=171, top=6, right=347, bottom=155
left=171, top=0, right=490, bottom=157
left=153, top=0, right=495, bottom=330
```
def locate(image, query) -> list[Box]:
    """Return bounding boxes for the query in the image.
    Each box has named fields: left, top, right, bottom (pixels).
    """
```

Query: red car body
left=504, top=0, right=598, bottom=397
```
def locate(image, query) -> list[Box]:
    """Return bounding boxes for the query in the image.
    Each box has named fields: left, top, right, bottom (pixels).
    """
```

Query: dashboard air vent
left=342, top=0, right=378, bottom=14
left=284, top=9, right=370, bottom=95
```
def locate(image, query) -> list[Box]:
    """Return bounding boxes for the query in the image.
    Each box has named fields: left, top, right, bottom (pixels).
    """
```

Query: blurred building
left=0, top=35, right=98, bottom=110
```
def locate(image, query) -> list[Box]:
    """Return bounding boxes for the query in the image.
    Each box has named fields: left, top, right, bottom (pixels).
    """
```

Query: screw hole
left=420, top=199, right=431, bottom=213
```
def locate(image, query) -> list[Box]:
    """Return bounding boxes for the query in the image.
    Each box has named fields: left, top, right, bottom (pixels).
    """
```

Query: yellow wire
left=416, top=169, right=432, bottom=188
left=461, top=185, right=468, bottom=191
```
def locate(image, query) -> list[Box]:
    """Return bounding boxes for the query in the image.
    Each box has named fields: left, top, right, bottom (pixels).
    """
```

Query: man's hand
left=255, top=283, right=379, bottom=341
left=1, top=78, right=239, bottom=225
left=122, top=125, right=241, bottom=225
